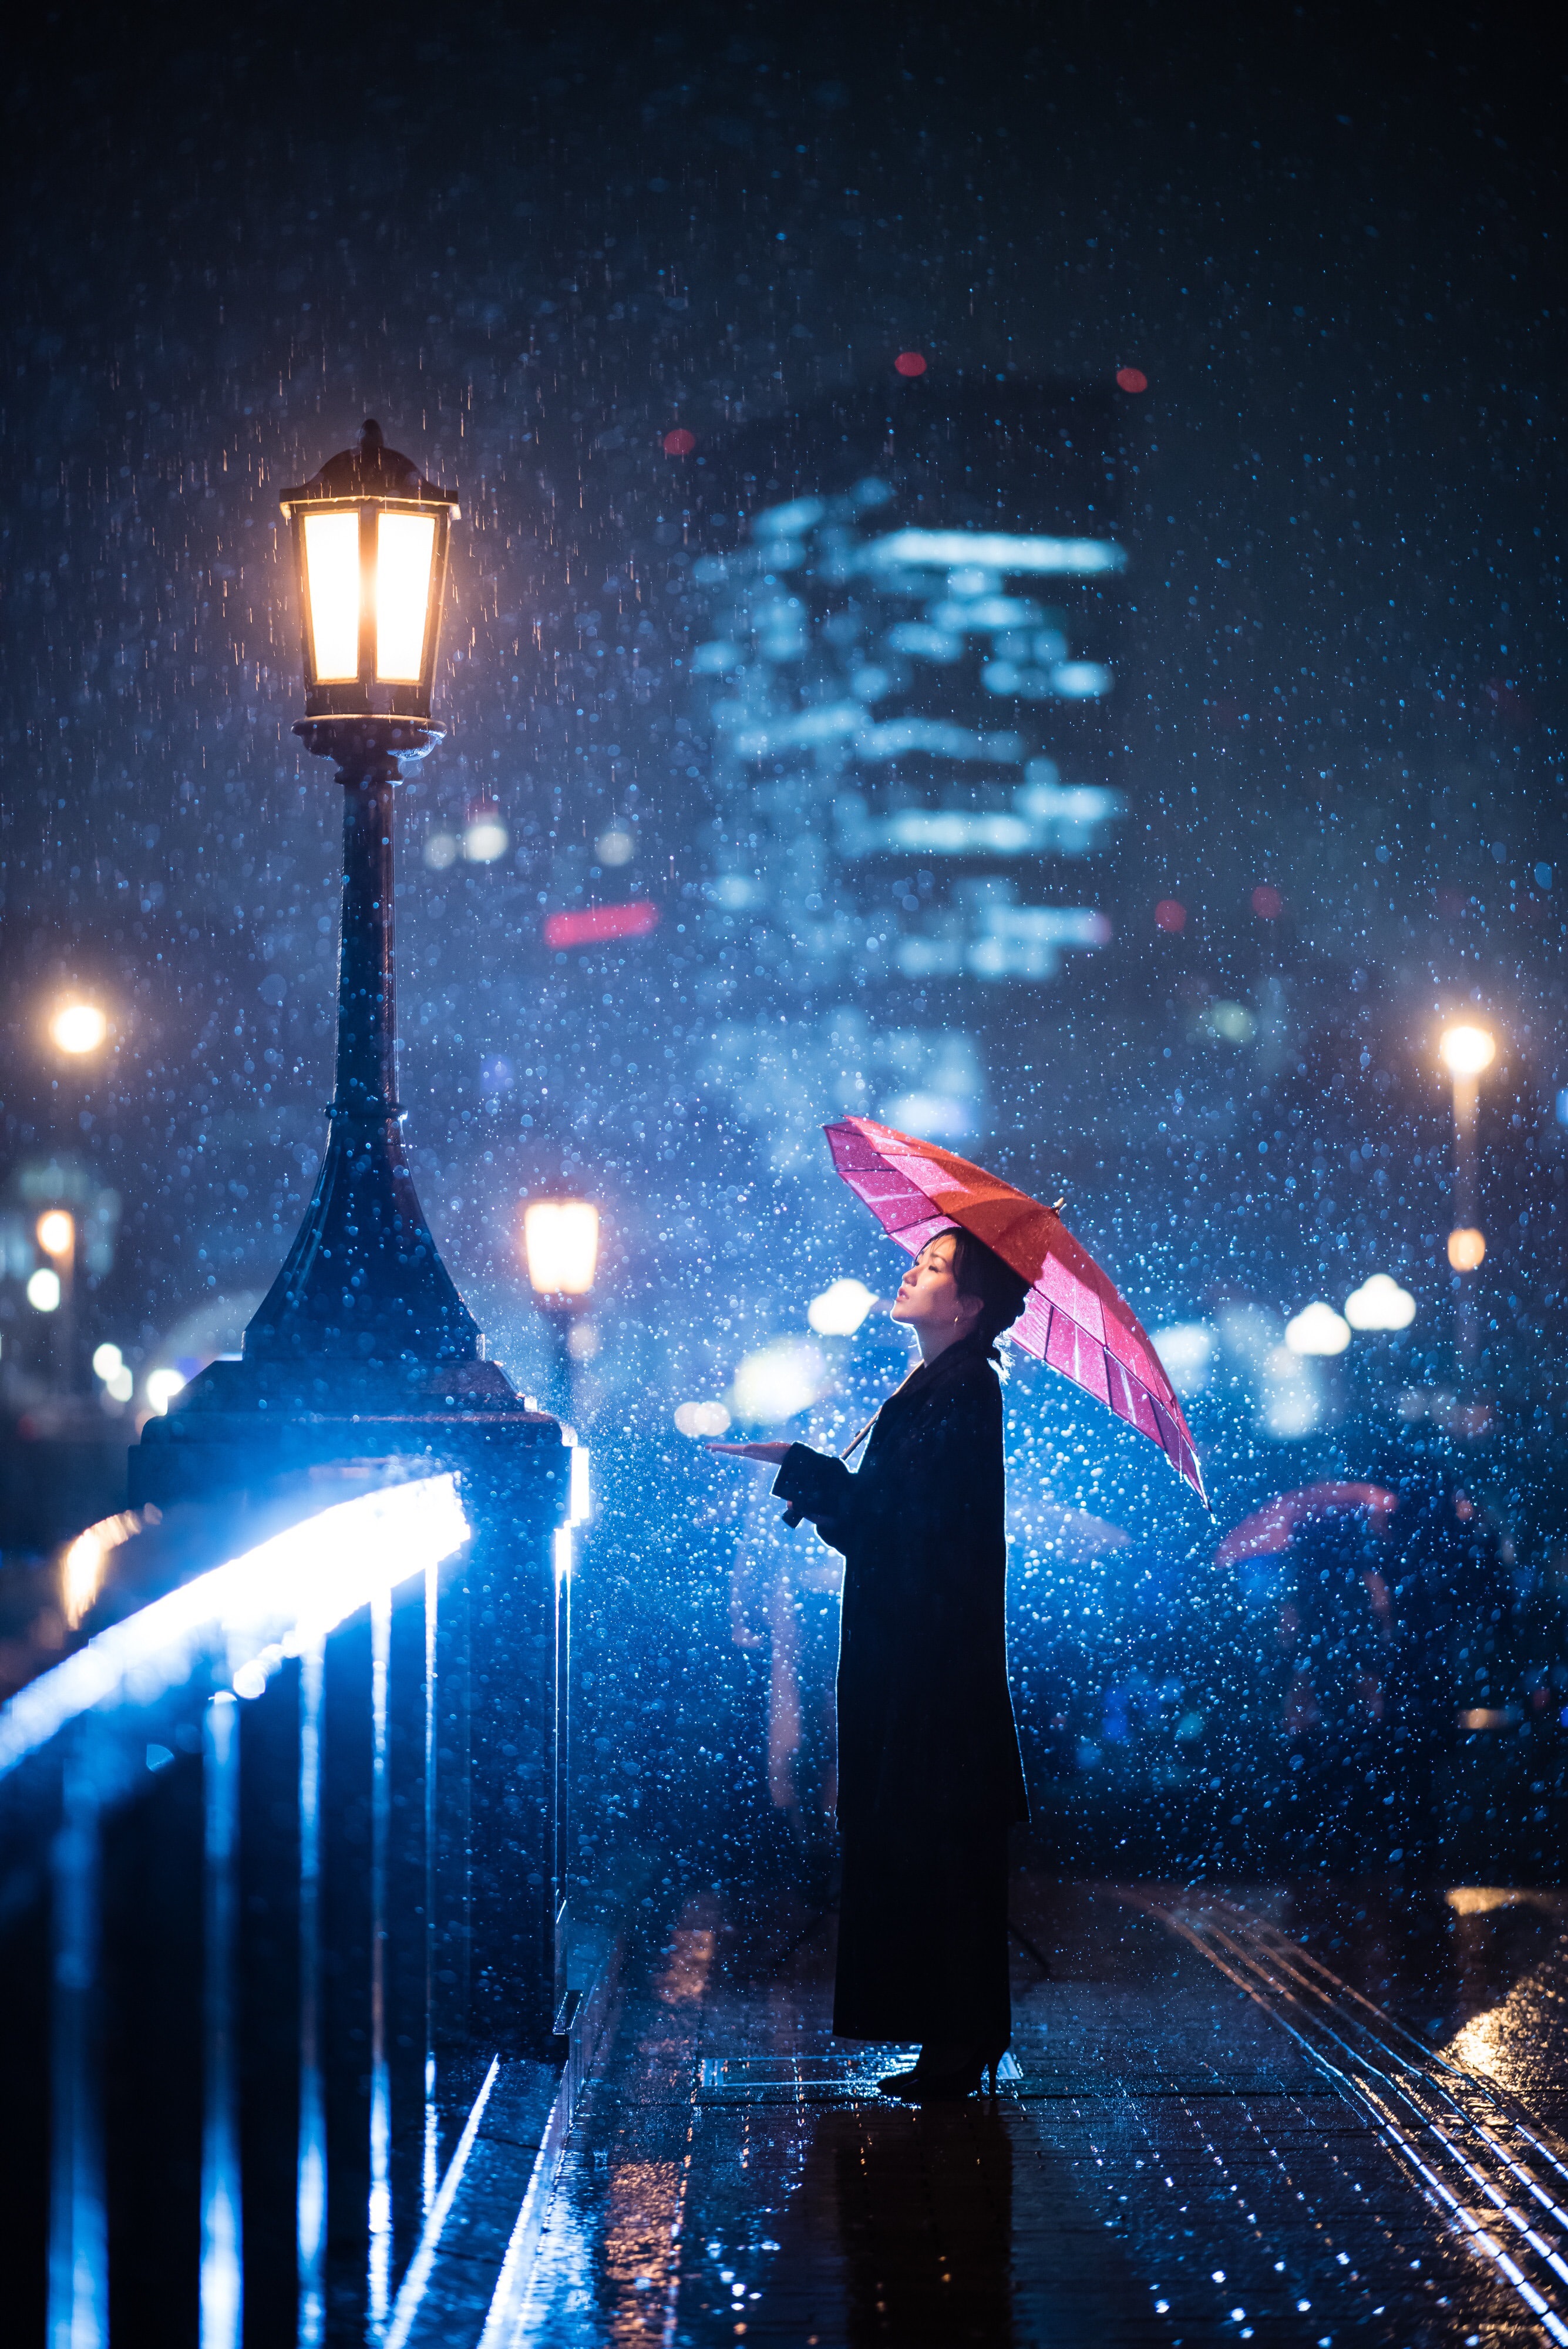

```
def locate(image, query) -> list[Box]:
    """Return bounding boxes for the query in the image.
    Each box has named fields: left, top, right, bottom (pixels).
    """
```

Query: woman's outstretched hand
left=706, top=1440, right=793, bottom=1465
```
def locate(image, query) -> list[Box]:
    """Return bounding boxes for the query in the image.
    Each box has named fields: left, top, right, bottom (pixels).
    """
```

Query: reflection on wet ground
left=519, top=1869, right=1568, bottom=2345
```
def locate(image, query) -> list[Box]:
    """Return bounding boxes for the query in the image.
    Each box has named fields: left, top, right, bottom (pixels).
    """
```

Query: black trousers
left=833, top=1813, right=1011, bottom=2045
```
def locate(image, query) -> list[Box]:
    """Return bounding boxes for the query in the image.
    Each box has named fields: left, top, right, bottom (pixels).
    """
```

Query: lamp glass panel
left=302, top=511, right=362, bottom=680
left=376, top=511, right=437, bottom=681
left=524, top=1200, right=600, bottom=1296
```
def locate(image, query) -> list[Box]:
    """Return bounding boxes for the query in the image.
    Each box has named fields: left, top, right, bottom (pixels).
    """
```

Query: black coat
left=772, top=1335, right=1029, bottom=1834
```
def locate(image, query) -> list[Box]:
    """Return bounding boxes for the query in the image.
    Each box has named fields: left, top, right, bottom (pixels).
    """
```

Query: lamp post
left=36, top=1209, right=75, bottom=1394
left=130, top=420, right=574, bottom=2084
left=1438, top=1022, right=1495, bottom=1374
left=239, top=419, right=475, bottom=1368
left=523, top=1198, right=600, bottom=1423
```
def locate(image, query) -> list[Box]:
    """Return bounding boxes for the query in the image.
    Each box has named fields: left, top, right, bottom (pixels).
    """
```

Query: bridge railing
left=0, top=1462, right=573, bottom=2347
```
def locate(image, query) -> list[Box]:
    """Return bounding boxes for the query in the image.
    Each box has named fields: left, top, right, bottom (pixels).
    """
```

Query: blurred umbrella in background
left=1216, top=1482, right=1398, bottom=1569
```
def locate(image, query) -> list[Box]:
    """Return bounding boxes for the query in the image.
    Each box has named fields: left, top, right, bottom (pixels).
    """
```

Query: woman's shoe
left=880, top=2040, right=1008, bottom=2100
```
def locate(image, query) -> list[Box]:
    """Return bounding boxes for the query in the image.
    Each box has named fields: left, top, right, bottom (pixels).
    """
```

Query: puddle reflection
left=782, top=2102, right=1017, bottom=2347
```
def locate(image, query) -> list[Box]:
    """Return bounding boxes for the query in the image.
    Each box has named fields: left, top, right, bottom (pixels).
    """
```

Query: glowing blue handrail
left=0, top=1474, right=470, bottom=1780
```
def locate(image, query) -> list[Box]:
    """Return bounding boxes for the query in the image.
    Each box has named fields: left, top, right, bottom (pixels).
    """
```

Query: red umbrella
left=824, top=1117, right=1207, bottom=1507
left=1214, top=1483, right=1395, bottom=1569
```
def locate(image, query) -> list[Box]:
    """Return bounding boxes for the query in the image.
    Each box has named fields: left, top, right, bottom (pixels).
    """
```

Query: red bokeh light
left=544, top=901, right=661, bottom=950
left=1251, top=885, right=1283, bottom=919
left=1115, top=366, right=1148, bottom=395
left=662, top=428, right=696, bottom=456
left=1155, top=899, right=1186, bottom=933
left=894, top=351, right=927, bottom=378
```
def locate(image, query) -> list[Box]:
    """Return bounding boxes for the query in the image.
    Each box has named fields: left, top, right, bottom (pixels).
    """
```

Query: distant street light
left=523, top=1199, right=600, bottom=1418
left=523, top=1200, right=601, bottom=1299
left=1438, top=1024, right=1496, bottom=1082
left=33, top=1207, right=76, bottom=1386
left=49, top=1001, right=107, bottom=1056
left=1448, top=1228, right=1486, bottom=1273
left=36, top=1210, right=75, bottom=1261
left=1438, top=1021, right=1496, bottom=1372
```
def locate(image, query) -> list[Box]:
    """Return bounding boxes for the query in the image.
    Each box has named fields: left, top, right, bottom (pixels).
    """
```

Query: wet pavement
left=515, top=1871, right=1568, bottom=2346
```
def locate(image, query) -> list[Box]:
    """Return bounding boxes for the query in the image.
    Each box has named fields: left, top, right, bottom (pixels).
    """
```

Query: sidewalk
left=514, top=1872, right=1568, bottom=2345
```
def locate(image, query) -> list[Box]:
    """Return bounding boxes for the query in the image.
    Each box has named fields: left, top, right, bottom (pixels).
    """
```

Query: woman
left=711, top=1224, right=1031, bottom=2099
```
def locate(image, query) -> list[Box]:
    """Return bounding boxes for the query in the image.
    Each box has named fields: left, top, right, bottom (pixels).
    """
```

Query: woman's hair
left=938, top=1226, right=1032, bottom=1362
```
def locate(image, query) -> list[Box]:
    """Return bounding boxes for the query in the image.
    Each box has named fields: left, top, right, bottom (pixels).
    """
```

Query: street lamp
left=49, top=1001, right=107, bottom=1057
left=1438, top=1021, right=1495, bottom=1370
left=129, top=418, right=578, bottom=2073
left=236, top=420, right=479, bottom=1368
left=523, top=1199, right=600, bottom=1419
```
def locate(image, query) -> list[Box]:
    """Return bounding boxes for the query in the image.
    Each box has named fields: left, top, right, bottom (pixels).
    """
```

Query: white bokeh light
left=674, top=1401, right=732, bottom=1438
left=807, top=1278, right=878, bottom=1336
left=146, top=1367, right=187, bottom=1415
left=730, top=1340, right=829, bottom=1425
left=1343, top=1273, right=1416, bottom=1332
left=1284, top=1301, right=1352, bottom=1357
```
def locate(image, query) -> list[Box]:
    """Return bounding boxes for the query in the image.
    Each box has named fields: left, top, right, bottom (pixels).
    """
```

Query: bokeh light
left=26, top=1269, right=62, bottom=1313
left=1344, top=1273, right=1416, bottom=1332
left=1155, top=898, right=1186, bottom=933
left=523, top=1199, right=601, bottom=1297
left=146, top=1367, right=188, bottom=1414
left=1251, top=884, right=1282, bottom=918
left=663, top=427, right=696, bottom=455
left=50, top=1001, right=107, bottom=1055
left=463, top=803, right=509, bottom=862
left=674, top=1401, right=732, bottom=1438
left=730, top=1339, right=829, bottom=1425
left=36, top=1210, right=74, bottom=1259
left=1448, top=1227, right=1486, bottom=1271
left=1439, top=1024, right=1496, bottom=1078
left=806, top=1278, right=878, bottom=1336
left=1284, top=1300, right=1352, bottom=1357
left=894, top=351, right=927, bottom=377
left=1115, top=366, right=1148, bottom=393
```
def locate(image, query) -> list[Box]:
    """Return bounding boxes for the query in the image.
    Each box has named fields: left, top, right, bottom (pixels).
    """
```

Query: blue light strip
left=0, top=1475, right=470, bottom=1780
left=200, top=1692, right=243, bottom=2349
left=46, top=1755, right=106, bottom=2349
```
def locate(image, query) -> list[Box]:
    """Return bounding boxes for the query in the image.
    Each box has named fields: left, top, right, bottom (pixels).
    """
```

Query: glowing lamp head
left=1439, top=1024, right=1496, bottom=1079
left=523, top=1199, right=600, bottom=1299
left=36, top=1210, right=74, bottom=1260
left=51, top=1001, right=107, bottom=1056
left=279, top=420, right=459, bottom=744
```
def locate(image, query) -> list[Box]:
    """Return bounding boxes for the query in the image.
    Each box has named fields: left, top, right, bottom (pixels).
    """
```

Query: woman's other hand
left=706, top=1440, right=794, bottom=1465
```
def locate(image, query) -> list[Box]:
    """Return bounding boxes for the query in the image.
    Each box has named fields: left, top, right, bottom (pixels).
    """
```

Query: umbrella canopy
left=824, top=1117, right=1207, bottom=1507
left=1214, top=1483, right=1396, bottom=1569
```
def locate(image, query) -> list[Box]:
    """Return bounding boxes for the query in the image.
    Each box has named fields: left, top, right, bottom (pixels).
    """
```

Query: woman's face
left=890, top=1232, right=981, bottom=1336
